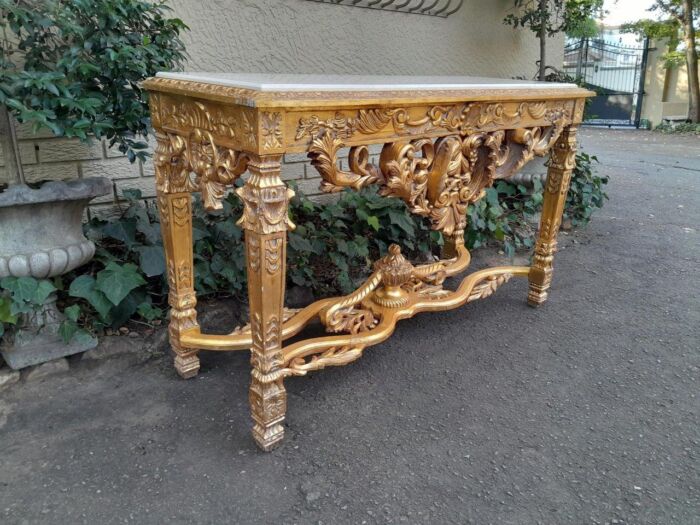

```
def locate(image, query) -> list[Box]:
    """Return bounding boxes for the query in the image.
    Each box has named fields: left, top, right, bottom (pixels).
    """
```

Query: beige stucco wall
left=641, top=39, right=693, bottom=126
left=1, top=0, right=563, bottom=214
left=173, top=0, right=561, bottom=77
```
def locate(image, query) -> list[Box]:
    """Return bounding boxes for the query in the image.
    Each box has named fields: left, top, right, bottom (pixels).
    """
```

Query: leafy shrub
left=0, top=0, right=187, bottom=163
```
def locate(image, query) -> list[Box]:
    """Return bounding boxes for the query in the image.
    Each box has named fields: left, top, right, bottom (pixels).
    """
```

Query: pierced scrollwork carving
left=185, top=128, right=249, bottom=210
left=305, top=106, right=569, bottom=238
left=308, top=131, right=381, bottom=192
left=378, top=132, right=506, bottom=237
left=154, top=128, right=249, bottom=210
left=320, top=272, right=384, bottom=333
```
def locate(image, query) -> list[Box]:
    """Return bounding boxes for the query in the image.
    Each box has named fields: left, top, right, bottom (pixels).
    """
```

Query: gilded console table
left=143, top=74, right=592, bottom=451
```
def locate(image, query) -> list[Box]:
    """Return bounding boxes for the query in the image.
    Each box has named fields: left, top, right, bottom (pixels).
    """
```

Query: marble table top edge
left=154, top=72, right=580, bottom=92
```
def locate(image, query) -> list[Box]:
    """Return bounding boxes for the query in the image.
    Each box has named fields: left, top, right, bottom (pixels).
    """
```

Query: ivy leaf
left=32, top=280, right=57, bottom=304
left=68, top=275, right=113, bottom=321
left=95, top=262, right=146, bottom=306
left=1, top=276, right=38, bottom=303
left=388, top=210, right=415, bottom=236
left=137, top=301, right=162, bottom=321
left=64, top=304, right=81, bottom=322
left=0, top=296, right=17, bottom=324
left=135, top=246, right=166, bottom=277
left=58, top=320, right=78, bottom=343
left=102, top=220, right=137, bottom=247
left=366, top=216, right=380, bottom=231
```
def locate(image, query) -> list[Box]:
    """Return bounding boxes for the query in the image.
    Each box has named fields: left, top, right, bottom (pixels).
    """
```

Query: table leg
left=237, top=154, right=294, bottom=451
left=528, top=125, right=578, bottom=307
left=157, top=191, right=200, bottom=378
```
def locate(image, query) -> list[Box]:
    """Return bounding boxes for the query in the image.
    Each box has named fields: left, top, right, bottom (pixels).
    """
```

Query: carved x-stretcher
left=142, top=73, right=593, bottom=451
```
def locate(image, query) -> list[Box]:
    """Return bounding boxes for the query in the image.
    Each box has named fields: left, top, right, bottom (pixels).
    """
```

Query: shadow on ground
left=0, top=129, right=698, bottom=524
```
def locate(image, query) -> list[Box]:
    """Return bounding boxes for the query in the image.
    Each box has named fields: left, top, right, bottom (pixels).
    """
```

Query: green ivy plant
left=0, top=0, right=187, bottom=172
left=565, top=152, right=608, bottom=227
left=0, top=275, right=92, bottom=344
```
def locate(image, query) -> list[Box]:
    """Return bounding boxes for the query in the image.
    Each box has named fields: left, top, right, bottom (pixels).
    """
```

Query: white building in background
left=565, top=25, right=646, bottom=94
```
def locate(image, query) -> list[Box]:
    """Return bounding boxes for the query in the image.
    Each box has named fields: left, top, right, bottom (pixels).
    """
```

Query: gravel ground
left=0, top=128, right=698, bottom=524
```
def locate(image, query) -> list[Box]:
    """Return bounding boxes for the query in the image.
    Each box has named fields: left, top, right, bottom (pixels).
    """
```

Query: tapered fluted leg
left=528, top=126, right=578, bottom=307
left=237, top=154, right=294, bottom=451
left=154, top=132, right=200, bottom=378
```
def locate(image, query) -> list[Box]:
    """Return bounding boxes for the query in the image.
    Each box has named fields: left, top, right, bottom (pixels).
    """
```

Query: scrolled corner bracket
left=493, top=109, right=570, bottom=181
left=185, top=128, right=250, bottom=210
left=307, top=130, right=382, bottom=193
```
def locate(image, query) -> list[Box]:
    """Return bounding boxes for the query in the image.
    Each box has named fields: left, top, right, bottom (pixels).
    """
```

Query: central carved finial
left=373, top=244, right=414, bottom=308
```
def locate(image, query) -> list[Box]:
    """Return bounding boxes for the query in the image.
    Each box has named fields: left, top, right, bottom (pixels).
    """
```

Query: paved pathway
left=1, top=129, right=698, bottom=524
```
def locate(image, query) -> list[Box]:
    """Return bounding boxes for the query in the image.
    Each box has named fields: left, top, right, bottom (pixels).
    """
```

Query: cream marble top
left=155, top=72, right=578, bottom=92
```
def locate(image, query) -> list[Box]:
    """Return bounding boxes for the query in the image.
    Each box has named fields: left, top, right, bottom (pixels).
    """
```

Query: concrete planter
left=0, top=178, right=112, bottom=369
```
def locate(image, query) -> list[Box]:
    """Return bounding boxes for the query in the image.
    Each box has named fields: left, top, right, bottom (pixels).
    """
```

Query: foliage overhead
left=0, top=0, right=188, bottom=164
left=504, top=0, right=604, bottom=37
left=504, top=0, right=604, bottom=79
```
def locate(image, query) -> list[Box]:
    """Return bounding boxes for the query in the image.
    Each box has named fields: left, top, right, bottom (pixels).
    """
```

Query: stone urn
left=0, top=178, right=112, bottom=369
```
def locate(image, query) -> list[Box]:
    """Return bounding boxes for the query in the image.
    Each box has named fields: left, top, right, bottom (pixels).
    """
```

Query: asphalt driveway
left=1, top=128, right=698, bottom=524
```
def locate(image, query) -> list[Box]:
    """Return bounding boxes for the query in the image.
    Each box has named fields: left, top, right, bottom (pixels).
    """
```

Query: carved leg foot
left=528, top=126, right=578, bottom=308
left=173, top=347, right=200, bottom=379
left=527, top=274, right=550, bottom=307
left=250, top=375, right=286, bottom=451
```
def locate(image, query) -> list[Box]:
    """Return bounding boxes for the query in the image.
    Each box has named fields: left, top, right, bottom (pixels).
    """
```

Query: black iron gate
left=564, top=38, right=649, bottom=127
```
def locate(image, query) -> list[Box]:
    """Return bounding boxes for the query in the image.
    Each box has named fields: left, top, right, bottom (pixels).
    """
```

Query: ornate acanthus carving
left=154, top=129, right=249, bottom=210
left=236, top=181, right=295, bottom=235
left=154, top=132, right=196, bottom=194
left=309, top=130, right=512, bottom=237
left=467, top=274, right=513, bottom=302
left=160, top=100, right=256, bottom=147
left=308, top=132, right=381, bottom=192
left=185, top=128, right=249, bottom=209
left=305, top=105, right=569, bottom=238
left=296, top=101, right=570, bottom=141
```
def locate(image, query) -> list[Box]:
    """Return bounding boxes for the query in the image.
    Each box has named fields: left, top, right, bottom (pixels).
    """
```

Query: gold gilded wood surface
left=145, top=76, right=588, bottom=451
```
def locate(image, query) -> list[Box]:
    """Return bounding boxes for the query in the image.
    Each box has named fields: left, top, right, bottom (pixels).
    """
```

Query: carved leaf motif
left=379, top=140, right=432, bottom=216
left=236, top=184, right=295, bottom=235
left=265, top=238, right=282, bottom=274
left=171, top=196, right=190, bottom=227
left=466, top=274, right=513, bottom=302
left=185, top=129, right=249, bottom=210
left=261, top=112, right=283, bottom=150
left=154, top=133, right=196, bottom=194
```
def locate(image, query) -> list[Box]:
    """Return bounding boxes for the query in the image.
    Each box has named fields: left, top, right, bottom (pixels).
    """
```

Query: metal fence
left=564, top=38, right=650, bottom=127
